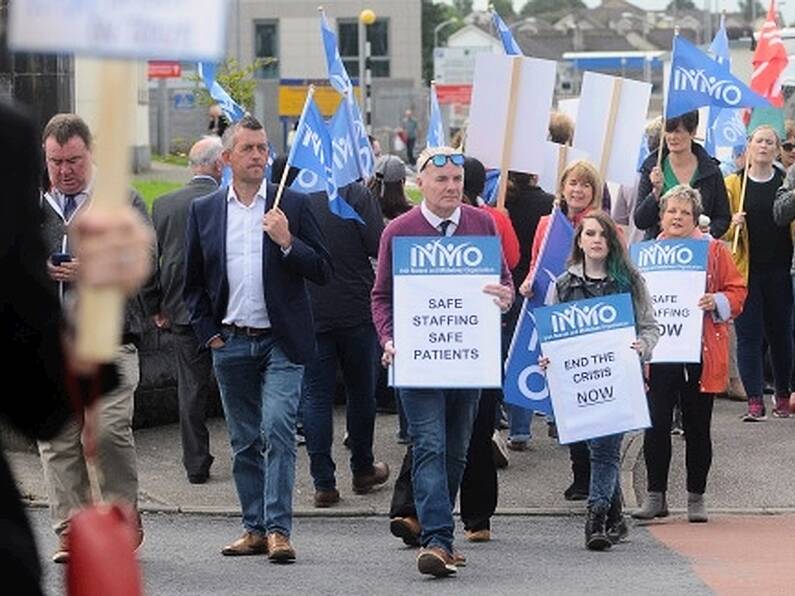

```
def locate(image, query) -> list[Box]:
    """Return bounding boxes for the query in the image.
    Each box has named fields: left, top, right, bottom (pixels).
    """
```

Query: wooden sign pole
left=75, top=60, right=138, bottom=362
left=495, top=56, right=522, bottom=211
left=598, top=77, right=623, bottom=183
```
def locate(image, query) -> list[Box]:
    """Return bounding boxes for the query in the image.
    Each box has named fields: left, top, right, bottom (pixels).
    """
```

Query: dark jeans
left=389, top=389, right=498, bottom=532
left=172, top=325, right=215, bottom=477
left=303, top=323, right=379, bottom=490
left=735, top=267, right=793, bottom=396
left=645, top=363, right=714, bottom=495
left=406, top=137, right=416, bottom=165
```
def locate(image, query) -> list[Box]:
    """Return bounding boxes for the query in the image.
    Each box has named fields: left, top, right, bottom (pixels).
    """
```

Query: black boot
left=564, top=442, right=590, bottom=501
left=585, top=507, right=611, bottom=551
left=606, top=494, right=628, bottom=544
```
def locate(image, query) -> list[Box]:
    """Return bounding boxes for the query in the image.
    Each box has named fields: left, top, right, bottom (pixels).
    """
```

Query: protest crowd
left=4, top=3, right=795, bottom=592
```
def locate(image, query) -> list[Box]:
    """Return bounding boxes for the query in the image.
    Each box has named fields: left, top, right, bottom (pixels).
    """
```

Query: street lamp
left=358, top=9, right=377, bottom=132
left=434, top=18, right=459, bottom=49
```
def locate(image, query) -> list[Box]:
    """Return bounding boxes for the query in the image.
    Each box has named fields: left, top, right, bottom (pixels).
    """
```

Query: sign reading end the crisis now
left=392, top=236, right=502, bottom=389
left=535, top=293, right=650, bottom=444
left=9, top=0, right=227, bottom=61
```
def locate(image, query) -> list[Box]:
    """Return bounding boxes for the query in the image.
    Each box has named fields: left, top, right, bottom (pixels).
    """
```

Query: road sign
left=148, top=61, right=182, bottom=79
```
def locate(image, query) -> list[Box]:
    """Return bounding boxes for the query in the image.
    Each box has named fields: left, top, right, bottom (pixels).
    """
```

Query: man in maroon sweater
left=371, top=146, right=513, bottom=577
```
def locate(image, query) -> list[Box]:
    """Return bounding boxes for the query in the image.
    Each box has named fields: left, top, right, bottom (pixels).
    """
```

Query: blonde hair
left=559, top=160, right=603, bottom=212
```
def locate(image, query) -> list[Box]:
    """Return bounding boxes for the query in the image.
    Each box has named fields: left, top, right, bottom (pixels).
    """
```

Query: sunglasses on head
left=783, top=142, right=795, bottom=151
left=421, top=153, right=465, bottom=171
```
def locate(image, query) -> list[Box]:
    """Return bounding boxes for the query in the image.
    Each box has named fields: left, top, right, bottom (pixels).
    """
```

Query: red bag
left=66, top=503, right=143, bottom=596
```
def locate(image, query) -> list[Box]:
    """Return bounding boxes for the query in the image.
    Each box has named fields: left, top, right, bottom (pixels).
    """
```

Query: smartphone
left=51, top=252, right=72, bottom=266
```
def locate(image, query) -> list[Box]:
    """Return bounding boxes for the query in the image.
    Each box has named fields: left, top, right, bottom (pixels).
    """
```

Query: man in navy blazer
left=184, top=115, right=331, bottom=562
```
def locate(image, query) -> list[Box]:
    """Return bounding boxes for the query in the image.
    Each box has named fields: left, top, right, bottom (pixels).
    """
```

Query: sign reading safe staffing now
left=392, top=236, right=502, bottom=388
left=630, top=239, right=708, bottom=363
left=535, top=293, right=650, bottom=444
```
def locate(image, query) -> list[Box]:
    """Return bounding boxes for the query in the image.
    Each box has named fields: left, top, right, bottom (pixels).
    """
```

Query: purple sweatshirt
left=371, top=203, right=514, bottom=347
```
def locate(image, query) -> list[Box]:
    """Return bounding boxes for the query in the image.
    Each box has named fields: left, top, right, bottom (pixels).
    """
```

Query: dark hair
left=270, top=154, right=299, bottom=186
left=42, top=113, right=92, bottom=150
left=462, top=157, right=486, bottom=206
left=367, top=176, right=411, bottom=221
left=222, top=114, right=263, bottom=150
left=665, top=111, right=699, bottom=134
left=569, top=211, right=640, bottom=292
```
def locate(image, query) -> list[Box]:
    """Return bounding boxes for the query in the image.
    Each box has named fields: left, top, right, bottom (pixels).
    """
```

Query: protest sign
left=9, top=0, right=226, bottom=60
left=535, top=293, right=650, bottom=444
left=467, top=53, right=557, bottom=186
left=538, top=142, right=591, bottom=196
left=630, top=239, right=708, bottom=363
left=573, top=72, right=651, bottom=186
left=392, top=236, right=502, bottom=388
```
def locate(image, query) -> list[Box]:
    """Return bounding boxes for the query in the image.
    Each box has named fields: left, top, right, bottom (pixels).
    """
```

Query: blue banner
left=629, top=239, right=709, bottom=273
left=705, top=17, right=731, bottom=157
left=503, top=208, right=574, bottom=415
left=288, top=95, right=363, bottom=223
left=535, top=293, right=636, bottom=343
left=329, top=101, right=362, bottom=187
left=393, top=236, right=501, bottom=276
left=491, top=10, right=522, bottom=56
left=666, top=36, right=769, bottom=119
left=426, top=84, right=445, bottom=148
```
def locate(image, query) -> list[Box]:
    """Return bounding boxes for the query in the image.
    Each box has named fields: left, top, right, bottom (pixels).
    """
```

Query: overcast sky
left=454, top=1, right=795, bottom=27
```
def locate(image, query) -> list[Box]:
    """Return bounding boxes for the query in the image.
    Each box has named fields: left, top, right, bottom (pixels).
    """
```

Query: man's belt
left=222, top=324, right=272, bottom=337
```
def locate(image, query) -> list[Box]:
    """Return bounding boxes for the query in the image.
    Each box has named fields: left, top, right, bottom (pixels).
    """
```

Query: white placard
left=572, top=72, right=652, bottom=186
left=630, top=239, right=708, bottom=363
left=536, top=294, right=650, bottom=444
left=9, top=0, right=227, bottom=61
left=467, top=53, right=557, bottom=174
left=538, top=142, right=591, bottom=196
left=392, top=236, right=502, bottom=388
left=557, top=98, right=580, bottom=125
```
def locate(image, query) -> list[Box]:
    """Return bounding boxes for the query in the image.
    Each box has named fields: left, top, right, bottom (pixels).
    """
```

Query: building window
left=254, top=21, right=278, bottom=79
left=337, top=18, right=390, bottom=79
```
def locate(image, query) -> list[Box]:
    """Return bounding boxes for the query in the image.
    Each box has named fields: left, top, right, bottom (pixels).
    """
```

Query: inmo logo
left=673, top=67, right=743, bottom=106
left=410, top=240, right=483, bottom=268
left=550, top=302, right=617, bottom=334
left=637, top=243, right=693, bottom=268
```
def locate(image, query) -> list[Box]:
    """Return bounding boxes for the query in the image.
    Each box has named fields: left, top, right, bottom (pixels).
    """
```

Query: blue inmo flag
left=666, top=36, right=769, bottom=119
left=328, top=102, right=361, bottom=188
left=197, top=62, right=246, bottom=122
left=491, top=10, right=522, bottom=56
left=288, top=93, right=363, bottom=224
left=503, top=208, right=574, bottom=415
left=705, top=16, right=731, bottom=157
left=426, top=84, right=445, bottom=148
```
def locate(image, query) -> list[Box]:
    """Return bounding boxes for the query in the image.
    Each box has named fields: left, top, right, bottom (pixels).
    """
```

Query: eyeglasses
left=783, top=142, right=795, bottom=151
left=420, top=153, right=465, bottom=171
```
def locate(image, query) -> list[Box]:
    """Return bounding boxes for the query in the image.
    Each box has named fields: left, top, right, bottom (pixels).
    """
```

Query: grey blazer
left=152, top=176, right=219, bottom=325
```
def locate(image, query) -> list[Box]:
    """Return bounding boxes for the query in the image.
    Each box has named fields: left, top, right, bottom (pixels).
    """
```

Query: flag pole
left=732, top=148, right=751, bottom=254
left=274, top=85, right=316, bottom=211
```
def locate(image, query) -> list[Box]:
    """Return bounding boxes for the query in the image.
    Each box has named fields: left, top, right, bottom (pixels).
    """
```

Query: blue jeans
left=587, top=433, right=623, bottom=513
left=735, top=267, right=793, bottom=396
left=211, top=333, right=303, bottom=537
left=507, top=403, right=533, bottom=442
left=302, top=323, right=378, bottom=490
left=400, top=388, right=480, bottom=554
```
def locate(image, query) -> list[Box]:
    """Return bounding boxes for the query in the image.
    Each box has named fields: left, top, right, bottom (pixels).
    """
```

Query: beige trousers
left=37, top=344, right=140, bottom=534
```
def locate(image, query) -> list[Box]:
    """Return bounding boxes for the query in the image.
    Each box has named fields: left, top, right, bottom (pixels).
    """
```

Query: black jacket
left=634, top=142, right=730, bottom=240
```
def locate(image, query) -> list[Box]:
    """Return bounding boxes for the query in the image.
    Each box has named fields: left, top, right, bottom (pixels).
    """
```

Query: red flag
left=751, top=0, right=789, bottom=107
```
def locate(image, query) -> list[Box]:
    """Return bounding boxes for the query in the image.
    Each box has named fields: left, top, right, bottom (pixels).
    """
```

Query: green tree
left=189, top=58, right=265, bottom=112
left=421, top=0, right=462, bottom=83
left=738, top=0, right=766, bottom=22
left=520, top=0, right=585, bottom=18
left=490, top=0, right=516, bottom=19
left=666, top=0, right=696, bottom=10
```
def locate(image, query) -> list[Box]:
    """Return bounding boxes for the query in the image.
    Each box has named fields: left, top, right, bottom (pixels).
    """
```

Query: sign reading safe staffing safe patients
left=630, top=239, right=708, bottom=363
left=535, top=293, right=650, bottom=444
left=392, top=236, right=502, bottom=388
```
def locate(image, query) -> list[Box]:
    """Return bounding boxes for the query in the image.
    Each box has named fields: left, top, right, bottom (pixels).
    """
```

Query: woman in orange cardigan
left=633, top=185, right=746, bottom=523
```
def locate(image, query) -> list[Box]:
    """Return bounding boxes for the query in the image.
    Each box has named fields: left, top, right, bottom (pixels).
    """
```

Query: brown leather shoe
left=452, top=549, right=467, bottom=567
left=417, top=546, right=457, bottom=577
left=464, top=528, right=491, bottom=542
left=352, top=461, right=390, bottom=494
left=220, top=531, right=268, bottom=556
left=52, top=532, right=69, bottom=564
left=314, top=488, right=340, bottom=508
left=267, top=532, right=296, bottom=563
left=389, top=516, right=421, bottom=547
